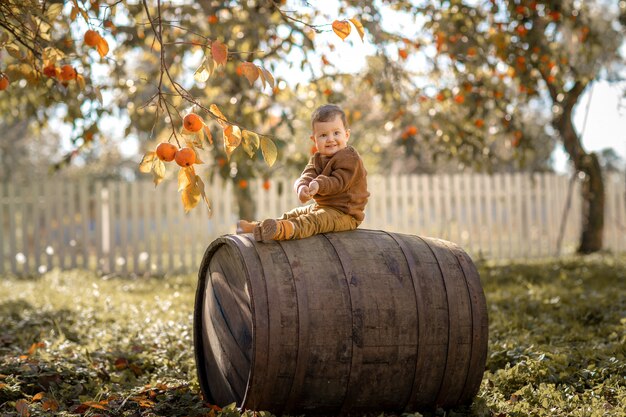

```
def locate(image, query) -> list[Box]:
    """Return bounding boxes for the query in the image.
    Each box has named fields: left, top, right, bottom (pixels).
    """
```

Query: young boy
left=238, top=104, right=369, bottom=241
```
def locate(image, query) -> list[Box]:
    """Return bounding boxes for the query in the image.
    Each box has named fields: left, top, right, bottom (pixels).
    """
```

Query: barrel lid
left=194, top=236, right=255, bottom=407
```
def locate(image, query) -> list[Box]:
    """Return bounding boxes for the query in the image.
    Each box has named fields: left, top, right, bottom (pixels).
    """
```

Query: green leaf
left=241, top=130, right=260, bottom=158
left=260, top=137, right=277, bottom=167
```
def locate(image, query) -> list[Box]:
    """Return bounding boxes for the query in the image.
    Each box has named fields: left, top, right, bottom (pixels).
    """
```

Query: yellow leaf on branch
left=259, top=67, right=275, bottom=90
left=196, top=175, right=212, bottom=215
left=186, top=132, right=204, bottom=150
left=203, top=124, right=213, bottom=145
left=139, top=151, right=156, bottom=173
left=45, top=4, right=64, bottom=21
left=224, top=125, right=242, bottom=147
left=96, top=35, right=109, bottom=58
left=332, top=20, right=351, bottom=40
left=260, top=136, right=277, bottom=167
left=6, top=44, right=22, bottom=60
left=76, top=74, right=86, bottom=90
left=238, top=62, right=259, bottom=85
left=152, top=159, right=165, bottom=186
left=181, top=180, right=201, bottom=213
left=209, top=104, right=228, bottom=128
left=349, top=17, right=365, bottom=41
left=223, top=125, right=242, bottom=158
left=193, top=61, right=211, bottom=82
left=242, top=130, right=260, bottom=157
left=71, top=0, right=89, bottom=22
left=178, top=166, right=195, bottom=192
left=211, top=39, right=228, bottom=66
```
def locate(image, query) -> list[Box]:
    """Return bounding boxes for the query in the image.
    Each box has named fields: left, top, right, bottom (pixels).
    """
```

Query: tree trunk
left=577, top=153, right=604, bottom=253
left=556, top=88, right=605, bottom=254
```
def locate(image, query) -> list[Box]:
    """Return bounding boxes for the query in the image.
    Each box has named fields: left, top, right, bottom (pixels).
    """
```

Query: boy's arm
left=314, top=152, right=362, bottom=196
left=293, top=159, right=317, bottom=193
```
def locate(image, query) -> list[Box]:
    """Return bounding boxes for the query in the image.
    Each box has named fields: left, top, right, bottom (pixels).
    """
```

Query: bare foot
left=237, top=219, right=259, bottom=234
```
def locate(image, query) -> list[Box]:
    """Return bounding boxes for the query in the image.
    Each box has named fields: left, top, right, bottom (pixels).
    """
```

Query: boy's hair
left=311, top=104, right=348, bottom=129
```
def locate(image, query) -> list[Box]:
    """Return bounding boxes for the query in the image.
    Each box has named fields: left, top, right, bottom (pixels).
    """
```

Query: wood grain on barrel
left=277, top=234, right=353, bottom=414
left=387, top=233, right=448, bottom=409
left=228, top=236, right=269, bottom=410
left=326, top=231, right=418, bottom=412
left=444, top=241, right=489, bottom=404
left=425, top=237, right=473, bottom=406
left=251, top=238, right=298, bottom=413
left=194, top=230, right=489, bottom=414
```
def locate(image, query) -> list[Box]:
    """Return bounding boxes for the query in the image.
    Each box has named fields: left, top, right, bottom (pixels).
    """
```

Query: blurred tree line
left=0, top=0, right=624, bottom=253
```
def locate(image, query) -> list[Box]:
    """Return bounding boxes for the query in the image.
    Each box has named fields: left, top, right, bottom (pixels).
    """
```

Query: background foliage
left=1, top=0, right=624, bottom=251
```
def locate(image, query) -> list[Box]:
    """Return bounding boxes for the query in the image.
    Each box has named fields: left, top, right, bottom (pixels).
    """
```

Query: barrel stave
left=423, top=237, right=473, bottom=407
left=277, top=235, right=353, bottom=414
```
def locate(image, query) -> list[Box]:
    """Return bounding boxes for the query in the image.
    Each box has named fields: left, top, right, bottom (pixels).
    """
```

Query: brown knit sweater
left=294, top=146, right=369, bottom=221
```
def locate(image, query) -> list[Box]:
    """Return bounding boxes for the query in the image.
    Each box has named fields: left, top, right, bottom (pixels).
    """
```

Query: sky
left=556, top=81, right=626, bottom=173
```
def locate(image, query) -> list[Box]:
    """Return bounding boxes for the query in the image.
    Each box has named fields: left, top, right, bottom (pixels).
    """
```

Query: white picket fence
left=1, top=172, right=624, bottom=276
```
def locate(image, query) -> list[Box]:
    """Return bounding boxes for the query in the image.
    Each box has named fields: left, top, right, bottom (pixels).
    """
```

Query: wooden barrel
left=193, top=229, right=488, bottom=415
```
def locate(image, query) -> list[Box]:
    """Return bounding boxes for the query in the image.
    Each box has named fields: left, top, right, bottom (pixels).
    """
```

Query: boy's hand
left=298, top=186, right=311, bottom=203
left=308, top=180, right=319, bottom=196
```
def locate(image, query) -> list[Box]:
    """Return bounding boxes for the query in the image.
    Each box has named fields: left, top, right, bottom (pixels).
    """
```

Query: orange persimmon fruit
left=84, top=30, right=100, bottom=47
left=59, top=65, right=77, bottom=81
left=0, top=74, right=9, bottom=91
left=183, top=113, right=203, bottom=132
left=43, top=64, right=58, bottom=78
left=156, top=142, right=178, bottom=162
left=175, top=147, right=196, bottom=167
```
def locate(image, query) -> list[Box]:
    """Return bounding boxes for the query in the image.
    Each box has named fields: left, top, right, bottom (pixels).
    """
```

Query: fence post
left=97, top=183, right=109, bottom=274
left=0, top=183, right=4, bottom=274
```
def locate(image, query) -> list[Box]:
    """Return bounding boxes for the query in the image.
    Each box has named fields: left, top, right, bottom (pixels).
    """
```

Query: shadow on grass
left=0, top=297, right=210, bottom=416
left=0, top=299, right=82, bottom=349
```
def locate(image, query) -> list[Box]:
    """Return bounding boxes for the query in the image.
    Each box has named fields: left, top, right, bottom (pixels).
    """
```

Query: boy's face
left=310, top=115, right=350, bottom=157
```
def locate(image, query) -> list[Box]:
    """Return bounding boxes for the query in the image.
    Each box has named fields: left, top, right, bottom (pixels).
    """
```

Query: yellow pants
left=279, top=204, right=360, bottom=240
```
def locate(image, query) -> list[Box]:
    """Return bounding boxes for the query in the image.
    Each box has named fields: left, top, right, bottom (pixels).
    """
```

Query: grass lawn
left=1, top=255, right=625, bottom=416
